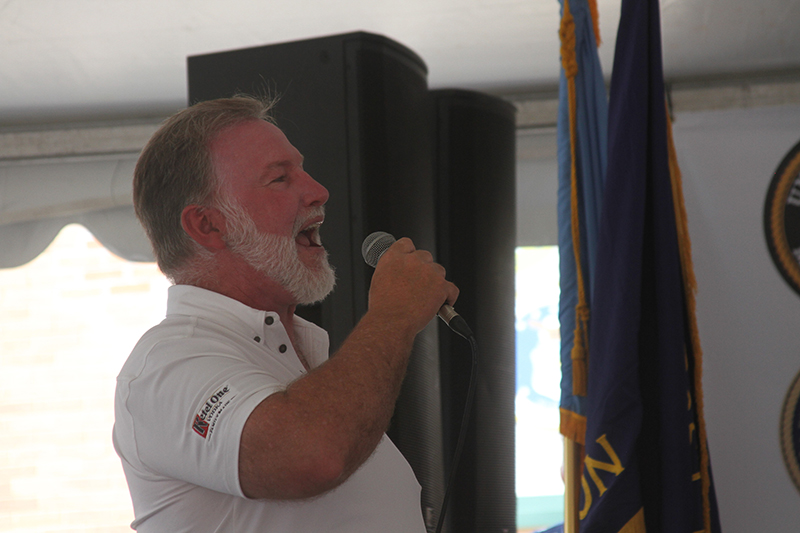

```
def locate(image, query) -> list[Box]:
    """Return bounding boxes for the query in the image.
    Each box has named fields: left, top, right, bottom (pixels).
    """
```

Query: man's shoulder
left=116, top=312, right=256, bottom=387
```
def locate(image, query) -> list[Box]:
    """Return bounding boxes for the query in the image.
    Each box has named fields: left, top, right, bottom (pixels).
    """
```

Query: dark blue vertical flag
left=578, top=0, right=722, bottom=531
left=556, top=0, right=608, bottom=446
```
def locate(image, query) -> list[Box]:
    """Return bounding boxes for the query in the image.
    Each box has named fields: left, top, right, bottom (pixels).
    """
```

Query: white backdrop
left=674, top=104, right=800, bottom=531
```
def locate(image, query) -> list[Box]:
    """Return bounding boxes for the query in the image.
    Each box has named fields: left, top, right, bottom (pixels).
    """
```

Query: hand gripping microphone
left=361, top=231, right=474, bottom=339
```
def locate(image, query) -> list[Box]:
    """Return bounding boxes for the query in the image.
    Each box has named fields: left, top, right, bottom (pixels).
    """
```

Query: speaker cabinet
left=188, top=32, right=446, bottom=528
left=432, top=89, right=517, bottom=532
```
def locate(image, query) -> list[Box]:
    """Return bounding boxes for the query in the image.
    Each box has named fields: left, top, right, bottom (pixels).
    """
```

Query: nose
left=302, top=171, right=329, bottom=207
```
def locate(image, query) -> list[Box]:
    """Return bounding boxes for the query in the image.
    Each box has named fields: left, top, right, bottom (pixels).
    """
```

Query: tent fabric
left=0, top=154, right=153, bottom=267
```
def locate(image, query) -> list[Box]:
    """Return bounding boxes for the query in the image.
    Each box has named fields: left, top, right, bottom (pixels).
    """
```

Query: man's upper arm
left=122, top=343, right=281, bottom=497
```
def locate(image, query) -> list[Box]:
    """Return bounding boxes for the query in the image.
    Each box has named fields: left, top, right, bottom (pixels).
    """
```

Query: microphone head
left=362, top=231, right=396, bottom=267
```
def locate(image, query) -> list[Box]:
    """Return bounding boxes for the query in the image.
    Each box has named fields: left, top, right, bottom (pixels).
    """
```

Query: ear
left=181, top=204, right=227, bottom=250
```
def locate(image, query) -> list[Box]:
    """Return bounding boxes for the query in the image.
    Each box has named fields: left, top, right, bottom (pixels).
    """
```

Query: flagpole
left=564, top=437, right=581, bottom=533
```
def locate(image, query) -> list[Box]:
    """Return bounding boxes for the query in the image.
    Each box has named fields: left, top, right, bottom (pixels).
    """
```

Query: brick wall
left=0, top=224, right=170, bottom=532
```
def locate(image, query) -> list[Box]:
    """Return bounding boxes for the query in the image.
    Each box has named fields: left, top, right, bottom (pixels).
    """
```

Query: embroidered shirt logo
left=192, top=385, right=233, bottom=439
left=192, top=415, right=210, bottom=438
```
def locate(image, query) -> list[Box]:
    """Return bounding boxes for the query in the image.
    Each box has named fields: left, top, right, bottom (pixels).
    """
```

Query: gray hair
left=132, top=95, right=278, bottom=282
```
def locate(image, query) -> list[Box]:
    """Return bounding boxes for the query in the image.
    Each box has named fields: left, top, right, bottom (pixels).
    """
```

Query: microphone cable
left=434, top=331, right=478, bottom=533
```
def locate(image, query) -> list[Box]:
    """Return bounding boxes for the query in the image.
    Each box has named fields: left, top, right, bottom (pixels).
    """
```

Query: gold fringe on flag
left=560, top=407, right=587, bottom=445
left=665, top=101, right=714, bottom=533
left=587, top=0, right=602, bottom=46
left=560, top=0, right=590, bottom=398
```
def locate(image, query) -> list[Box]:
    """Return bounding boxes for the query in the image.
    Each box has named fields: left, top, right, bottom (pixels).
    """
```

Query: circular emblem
left=781, top=368, right=800, bottom=494
left=764, top=140, right=800, bottom=296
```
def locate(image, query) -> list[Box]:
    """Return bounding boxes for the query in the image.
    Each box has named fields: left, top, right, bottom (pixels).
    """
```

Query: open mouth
left=296, top=221, right=323, bottom=247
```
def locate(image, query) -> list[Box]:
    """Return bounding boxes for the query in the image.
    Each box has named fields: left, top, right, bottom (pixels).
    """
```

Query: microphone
left=361, top=231, right=473, bottom=339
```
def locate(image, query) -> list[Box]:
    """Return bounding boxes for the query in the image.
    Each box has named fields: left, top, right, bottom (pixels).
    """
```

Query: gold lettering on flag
left=579, top=433, right=625, bottom=519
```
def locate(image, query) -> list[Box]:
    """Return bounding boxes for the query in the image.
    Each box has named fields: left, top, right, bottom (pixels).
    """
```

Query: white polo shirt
left=113, top=284, right=426, bottom=532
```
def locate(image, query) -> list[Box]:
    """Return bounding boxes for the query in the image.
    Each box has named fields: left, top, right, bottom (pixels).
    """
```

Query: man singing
left=113, top=96, right=458, bottom=532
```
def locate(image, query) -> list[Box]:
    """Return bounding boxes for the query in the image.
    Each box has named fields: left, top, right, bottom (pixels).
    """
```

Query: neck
left=180, top=253, right=299, bottom=338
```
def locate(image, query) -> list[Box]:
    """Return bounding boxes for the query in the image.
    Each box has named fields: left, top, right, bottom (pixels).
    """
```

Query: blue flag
left=578, top=0, right=722, bottom=531
left=557, top=0, right=608, bottom=445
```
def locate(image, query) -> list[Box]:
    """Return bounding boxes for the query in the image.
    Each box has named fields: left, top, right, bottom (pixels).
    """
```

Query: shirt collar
left=166, top=284, right=330, bottom=367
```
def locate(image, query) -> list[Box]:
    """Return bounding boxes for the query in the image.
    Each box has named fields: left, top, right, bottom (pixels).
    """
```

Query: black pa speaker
left=432, top=89, right=517, bottom=533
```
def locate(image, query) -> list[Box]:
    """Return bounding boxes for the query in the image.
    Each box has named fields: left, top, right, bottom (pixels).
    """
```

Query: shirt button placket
left=256, top=315, right=275, bottom=344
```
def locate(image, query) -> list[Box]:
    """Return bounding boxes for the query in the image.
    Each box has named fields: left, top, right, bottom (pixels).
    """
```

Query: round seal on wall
left=781, top=368, right=800, bottom=494
left=764, top=140, right=800, bottom=296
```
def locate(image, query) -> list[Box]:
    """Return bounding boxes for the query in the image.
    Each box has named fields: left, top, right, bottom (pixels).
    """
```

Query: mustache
left=292, top=206, right=326, bottom=235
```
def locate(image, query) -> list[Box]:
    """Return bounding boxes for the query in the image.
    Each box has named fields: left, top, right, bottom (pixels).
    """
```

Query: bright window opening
left=516, top=246, right=564, bottom=532
left=0, top=224, right=169, bottom=532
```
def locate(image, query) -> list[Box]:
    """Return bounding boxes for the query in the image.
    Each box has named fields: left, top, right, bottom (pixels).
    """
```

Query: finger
left=445, top=282, right=460, bottom=307
left=430, top=262, right=446, bottom=278
left=391, top=237, right=416, bottom=254
left=413, top=249, right=434, bottom=264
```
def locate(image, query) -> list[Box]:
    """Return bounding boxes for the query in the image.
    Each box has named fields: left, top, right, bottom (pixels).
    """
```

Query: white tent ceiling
left=1, top=0, right=799, bottom=127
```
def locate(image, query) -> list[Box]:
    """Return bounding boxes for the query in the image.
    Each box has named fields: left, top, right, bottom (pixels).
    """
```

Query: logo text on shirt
left=192, top=385, right=233, bottom=439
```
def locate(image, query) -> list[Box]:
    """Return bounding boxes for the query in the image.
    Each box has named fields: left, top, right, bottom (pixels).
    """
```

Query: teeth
left=299, top=221, right=323, bottom=246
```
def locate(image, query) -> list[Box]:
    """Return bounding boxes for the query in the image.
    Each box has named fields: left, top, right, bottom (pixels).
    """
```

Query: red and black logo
left=191, top=384, right=232, bottom=439
left=192, top=415, right=210, bottom=438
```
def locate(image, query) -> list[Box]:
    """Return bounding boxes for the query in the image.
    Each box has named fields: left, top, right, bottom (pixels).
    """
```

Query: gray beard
left=217, top=198, right=336, bottom=305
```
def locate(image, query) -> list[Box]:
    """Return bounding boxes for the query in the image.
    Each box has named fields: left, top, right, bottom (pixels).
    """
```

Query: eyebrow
left=267, top=154, right=304, bottom=170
